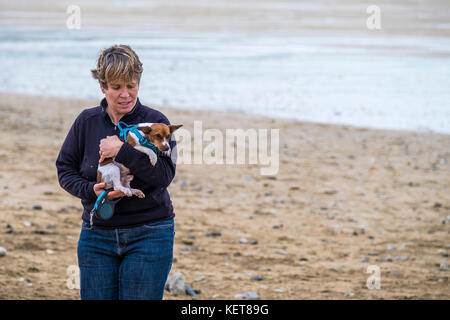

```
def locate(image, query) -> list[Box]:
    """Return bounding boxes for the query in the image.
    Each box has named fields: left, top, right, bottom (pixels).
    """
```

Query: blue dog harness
left=117, top=121, right=159, bottom=154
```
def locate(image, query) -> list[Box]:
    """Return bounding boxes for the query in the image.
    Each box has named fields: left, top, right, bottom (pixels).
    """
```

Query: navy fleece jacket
left=56, top=98, right=176, bottom=228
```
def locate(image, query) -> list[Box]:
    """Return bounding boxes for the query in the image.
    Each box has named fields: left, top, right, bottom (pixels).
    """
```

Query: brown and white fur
left=97, top=123, right=182, bottom=198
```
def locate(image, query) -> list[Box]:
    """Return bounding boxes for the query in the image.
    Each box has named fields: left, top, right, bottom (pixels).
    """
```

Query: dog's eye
left=156, top=134, right=162, bottom=139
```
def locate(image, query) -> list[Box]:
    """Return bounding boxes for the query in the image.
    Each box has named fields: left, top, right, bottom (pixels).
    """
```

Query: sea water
left=0, top=26, right=449, bottom=134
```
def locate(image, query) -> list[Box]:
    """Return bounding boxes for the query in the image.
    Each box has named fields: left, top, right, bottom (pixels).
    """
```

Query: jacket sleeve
left=55, top=114, right=98, bottom=202
left=113, top=117, right=177, bottom=190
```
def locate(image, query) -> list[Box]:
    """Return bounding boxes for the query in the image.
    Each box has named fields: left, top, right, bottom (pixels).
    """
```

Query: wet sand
left=0, top=93, right=448, bottom=299
left=1, top=0, right=450, bottom=39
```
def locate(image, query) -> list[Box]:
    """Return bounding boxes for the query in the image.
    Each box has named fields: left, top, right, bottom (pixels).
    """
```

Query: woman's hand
left=93, top=182, right=126, bottom=200
left=99, top=135, right=124, bottom=163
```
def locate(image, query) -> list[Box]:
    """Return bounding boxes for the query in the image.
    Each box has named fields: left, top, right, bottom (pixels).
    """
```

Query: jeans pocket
left=142, top=219, right=174, bottom=230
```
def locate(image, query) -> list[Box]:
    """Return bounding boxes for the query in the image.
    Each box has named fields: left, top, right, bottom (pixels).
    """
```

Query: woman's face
left=101, top=79, right=139, bottom=118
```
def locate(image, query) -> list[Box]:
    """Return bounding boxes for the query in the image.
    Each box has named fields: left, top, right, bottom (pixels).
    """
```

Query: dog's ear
left=169, top=124, right=183, bottom=133
left=138, top=126, right=152, bottom=135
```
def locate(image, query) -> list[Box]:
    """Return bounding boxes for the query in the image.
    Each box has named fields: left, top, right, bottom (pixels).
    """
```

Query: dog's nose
left=162, top=143, right=170, bottom=151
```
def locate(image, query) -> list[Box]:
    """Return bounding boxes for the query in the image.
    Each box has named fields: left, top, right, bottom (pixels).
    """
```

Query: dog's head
left=138, top=123, right=182, bottom=155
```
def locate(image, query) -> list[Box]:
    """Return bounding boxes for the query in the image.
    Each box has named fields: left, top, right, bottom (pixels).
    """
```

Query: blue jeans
left=77, top=218, right=174, bottom=300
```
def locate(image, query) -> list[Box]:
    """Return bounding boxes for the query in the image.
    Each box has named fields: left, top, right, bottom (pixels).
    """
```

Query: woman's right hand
left=93, top=182, right=126, bottom=200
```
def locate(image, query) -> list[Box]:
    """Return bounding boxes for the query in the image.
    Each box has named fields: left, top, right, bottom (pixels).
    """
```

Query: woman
left=56, top=45, right=176, bottom=300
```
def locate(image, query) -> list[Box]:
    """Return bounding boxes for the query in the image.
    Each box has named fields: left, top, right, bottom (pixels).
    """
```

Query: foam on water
left=1, top=27, right=449, bottom=134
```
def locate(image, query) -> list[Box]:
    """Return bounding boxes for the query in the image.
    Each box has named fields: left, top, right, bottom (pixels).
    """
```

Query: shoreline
left=2, top=91, right=449, bottom=137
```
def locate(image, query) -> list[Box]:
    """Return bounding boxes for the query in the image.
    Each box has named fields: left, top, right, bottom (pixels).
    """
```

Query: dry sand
left=0, top=93, right=448, bottom=299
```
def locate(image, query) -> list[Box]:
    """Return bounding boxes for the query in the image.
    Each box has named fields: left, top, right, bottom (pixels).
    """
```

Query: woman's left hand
left=93, top=182, right=126, bottom=200
left=99, top=135, right=124, bottom=163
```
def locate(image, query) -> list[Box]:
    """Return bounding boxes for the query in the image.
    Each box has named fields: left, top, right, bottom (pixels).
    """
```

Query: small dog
left=97, top=122, right=182, bottom=198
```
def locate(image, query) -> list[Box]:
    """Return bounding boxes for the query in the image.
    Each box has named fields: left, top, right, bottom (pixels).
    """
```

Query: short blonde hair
left=91, top=44, right=143, bottom=89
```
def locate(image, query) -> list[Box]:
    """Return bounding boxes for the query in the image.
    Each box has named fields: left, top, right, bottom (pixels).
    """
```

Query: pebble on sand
left=165, top=271, right=186, bottom=296
left=185, top=284, right=196, bottom=296
left=393, top=256, right=408, bottom=261
left=235, top=291, right=260, bottom=299
left=203, top=230, right=222, bottom=237
left=360, top=257, right=369, bottom=263
left=195, top=275, right=205, bottom=281
left=345, top=291, right=355, bottom=297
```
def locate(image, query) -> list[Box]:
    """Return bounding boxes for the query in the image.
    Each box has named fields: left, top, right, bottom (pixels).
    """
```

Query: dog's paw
left=148, top=152, right=158, bottom=166
left=118, top=187, right=133, bottom=197
left=150, top=157, right=158, bottom=167
left=134, top=190, right=145, bottom=198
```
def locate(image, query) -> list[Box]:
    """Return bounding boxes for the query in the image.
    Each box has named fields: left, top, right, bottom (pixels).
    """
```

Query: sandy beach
left=0, top=93, right=448, bottom=299
left=0, top=0, right=449, bottom=300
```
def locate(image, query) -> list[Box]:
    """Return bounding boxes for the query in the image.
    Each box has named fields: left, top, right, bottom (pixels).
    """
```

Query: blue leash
left=89, top=189, right=121, bottom=224
left=117, top=121, right=159, bottom=154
